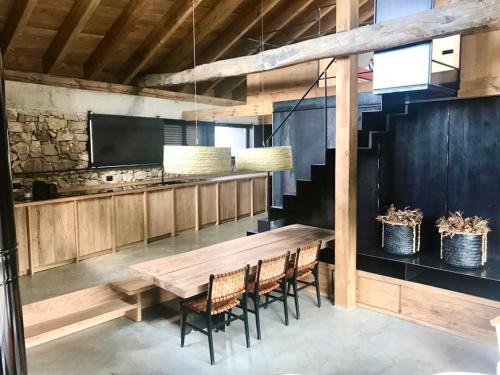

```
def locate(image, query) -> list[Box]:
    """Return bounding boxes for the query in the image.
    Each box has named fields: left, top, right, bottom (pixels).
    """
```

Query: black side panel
left=447, top=97, right=500, bottom=261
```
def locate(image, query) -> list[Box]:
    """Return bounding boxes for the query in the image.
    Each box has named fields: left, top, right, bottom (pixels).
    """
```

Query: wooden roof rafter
left=120, top=0, right=204, bottom=84
left=202, top=0, right=317, bottom=96
left=0, top=0, right=38, bottom=56
left=84, top=0, right=151, bottom=80
left=161, top=0, right=247, bottom=74
left=43, top=0, right=101, bottom=74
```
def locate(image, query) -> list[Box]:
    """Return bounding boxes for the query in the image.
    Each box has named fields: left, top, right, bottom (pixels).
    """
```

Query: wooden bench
left=23, top=284, right=137, bottom=348
left=23, top=277, right=177, bottom=348
left=492, top=315, right=500, bottom=354
left=110, top=277, right=157, bottom=322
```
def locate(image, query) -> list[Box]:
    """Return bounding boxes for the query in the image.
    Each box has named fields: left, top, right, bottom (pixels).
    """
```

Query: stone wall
left=8, top=108, right=89, bottom=173
left=7, top=108, right=163, bottom=190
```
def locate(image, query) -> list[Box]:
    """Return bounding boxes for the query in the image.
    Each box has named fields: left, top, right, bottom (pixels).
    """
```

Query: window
left=164, top=124, right=183, bottom=145
left=214, top=126, right=247, bottom=156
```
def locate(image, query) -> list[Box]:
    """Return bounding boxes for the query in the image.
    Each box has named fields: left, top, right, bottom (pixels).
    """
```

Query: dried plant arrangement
left=436, top=211, right=491, bottom=237
left=376, top=204, right=423, bottom=256
left=376, top=204, right=424, bottom=227
left=437, top=212, right=490, bottom=268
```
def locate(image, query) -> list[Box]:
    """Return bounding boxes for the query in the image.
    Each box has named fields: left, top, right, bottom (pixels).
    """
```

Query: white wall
left=5, top=81, right=215, bottom=119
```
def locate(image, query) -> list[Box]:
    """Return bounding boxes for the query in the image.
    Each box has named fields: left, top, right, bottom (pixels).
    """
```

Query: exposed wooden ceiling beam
left=4, top=69, right=243, bottom=107
left=138, top=0, right=500, bottom=88
left=0, top=0, right=38, bottom=56
left=182, top=101, right=273, bottom=121
left=162, top=0, right=246, bottom=73
left=120, top=0, right=204, bottom=84
left=84, top=0, right=151, bottom=80
left=218, top=1, right=345, bottom=97
left=197, top=0, right=281, bottom=65
left=202, top=0, right=315, bottom=95
left=43, top=0, right=101, bottom=74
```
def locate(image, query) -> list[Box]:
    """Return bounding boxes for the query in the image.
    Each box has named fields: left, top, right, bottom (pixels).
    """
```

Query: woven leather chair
left=180, top=265, right=250, bottom=365
left=287, top=240, right=322, bottom=319
left=246, top=251, right=290, bottom=340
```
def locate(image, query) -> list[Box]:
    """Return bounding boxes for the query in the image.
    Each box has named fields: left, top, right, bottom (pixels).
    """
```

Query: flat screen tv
left=89, top=113, right=163, bottom=168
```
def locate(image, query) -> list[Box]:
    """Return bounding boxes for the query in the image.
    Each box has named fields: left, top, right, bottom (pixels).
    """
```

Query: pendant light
left=234, top=0, right=293, bottom=173
left=163, top=0, right=231, bottom=176
left=235, top=145, right=292, bottom=172
left=164, top=145, right=231, bottom=175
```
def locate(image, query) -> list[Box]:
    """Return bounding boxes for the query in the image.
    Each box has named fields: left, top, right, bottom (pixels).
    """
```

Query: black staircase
left=253, top=94, right=406, bottom=236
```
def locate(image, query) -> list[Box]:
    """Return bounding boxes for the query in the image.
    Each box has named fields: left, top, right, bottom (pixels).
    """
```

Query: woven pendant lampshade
left=235, top=146, right=293, bottom=172
left=163, top=145, right=232, bottom=175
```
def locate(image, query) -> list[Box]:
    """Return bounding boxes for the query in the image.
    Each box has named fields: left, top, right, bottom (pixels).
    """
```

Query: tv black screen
left=90, top=113, right=163, bottom=168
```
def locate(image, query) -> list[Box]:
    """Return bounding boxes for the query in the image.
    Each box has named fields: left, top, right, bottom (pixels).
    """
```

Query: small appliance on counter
left=12, top=182, right=25, bottom=201
left=32, top=181, right=58, bottom=201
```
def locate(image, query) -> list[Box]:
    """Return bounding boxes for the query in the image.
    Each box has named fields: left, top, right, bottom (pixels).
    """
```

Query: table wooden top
left=129, top=224, right=334, bottom=299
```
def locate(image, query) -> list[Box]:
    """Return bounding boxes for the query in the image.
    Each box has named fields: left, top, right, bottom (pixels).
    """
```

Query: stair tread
left=110, top=277, right=155, bottom=295
left=25, top=299, right=135, bottom=338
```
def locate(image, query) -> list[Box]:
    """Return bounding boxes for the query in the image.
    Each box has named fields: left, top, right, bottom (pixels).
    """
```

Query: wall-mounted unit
left=373, top=0, right=460, bottom=98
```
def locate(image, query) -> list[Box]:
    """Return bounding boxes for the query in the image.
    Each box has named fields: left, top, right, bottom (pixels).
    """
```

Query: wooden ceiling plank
left=84, top=0, right=151, bottom=80
left=43, top=0, right=101, bottom=74
left=202, top=0, right=315, bottom=95
left=137, top=0, right=500, bottom=88
left=0, top=0, right=38, bottom=56
left=163, top=0, right=246, bottom=73
left=120, top=0, right=204, bottom=84
left=197, top=0, right=281, bottom=65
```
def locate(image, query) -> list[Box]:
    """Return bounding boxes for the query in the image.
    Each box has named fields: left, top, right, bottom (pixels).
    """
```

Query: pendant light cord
left=192, top=0, right=199, bottom=145
left=260, top=0, right=265, bottom=146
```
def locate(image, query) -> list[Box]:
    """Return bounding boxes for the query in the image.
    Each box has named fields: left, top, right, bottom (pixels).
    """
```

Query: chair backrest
left=295, top=240, right=322, bottom=272
left=257, top=252, right=290, bottom=286
left=208, top=265, right=248, bottom=304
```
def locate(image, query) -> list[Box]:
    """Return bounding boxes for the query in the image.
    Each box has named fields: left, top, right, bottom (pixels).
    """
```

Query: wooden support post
left=334, top=0, right=359, bottom=310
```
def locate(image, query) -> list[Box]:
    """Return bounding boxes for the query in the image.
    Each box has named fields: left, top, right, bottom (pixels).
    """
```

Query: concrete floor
left=21, top=215, right=499, bottom=374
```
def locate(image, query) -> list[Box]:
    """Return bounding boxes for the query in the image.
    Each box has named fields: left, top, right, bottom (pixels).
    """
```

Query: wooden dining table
left=129, top=224, right=334, bottom=299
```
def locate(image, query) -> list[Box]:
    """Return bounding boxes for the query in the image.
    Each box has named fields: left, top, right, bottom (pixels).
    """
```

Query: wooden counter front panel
left=253, top=177, right=267, bottom=213
left=219, top=181, right=236, bottom=222
left=77, top=198, right=113, bottom=257
left=199, top=184, right=217, bottom=226
left=114, top=194, right=144, bottom=247
left=147, top=190, right=173, bottom=239
left=29, top=202, right=76, bottom=269
left=400, top=285, right=500, bottom=342
left=14, top=207, right=30, bottom=275
left=174, top=187, right=196, bottom=232
left=237, top=179, right=252, bottom=217
left=357, top=275, right=401, bottom=313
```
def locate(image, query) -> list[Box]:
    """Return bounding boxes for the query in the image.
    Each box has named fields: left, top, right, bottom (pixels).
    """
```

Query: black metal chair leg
left=226, top=309, right=232, bottom=326
left=292, top=278, right=300, bottom=320
left=264, top=294, right=270, bottom=309
left=180, top=308, right=187, bottom=347
left=281, top=280, right=289, bottom=326
left=207, top=316, right=215, bottom=365
left=254, top=295, right=262, bottom=340
left=314, top=266, right=321, bottom=307
left=242, top=297, right=251, bottom=348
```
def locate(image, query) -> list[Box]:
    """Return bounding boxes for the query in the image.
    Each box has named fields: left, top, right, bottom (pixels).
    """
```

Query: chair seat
left=247, top=280, right=280, bottom=295
left=286, top=265, right=313, bottom=280
left=184, top=296, right=240, bottom=315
